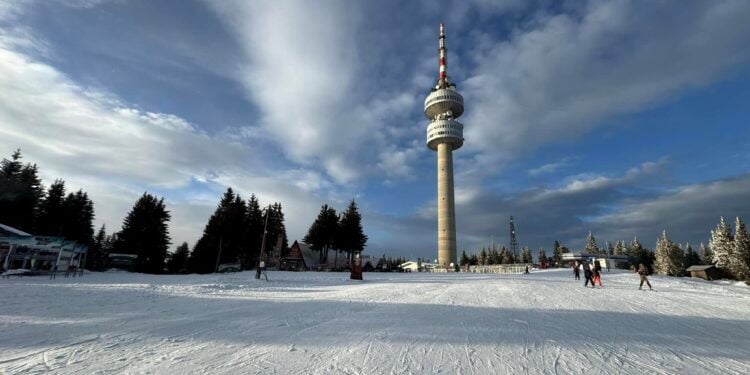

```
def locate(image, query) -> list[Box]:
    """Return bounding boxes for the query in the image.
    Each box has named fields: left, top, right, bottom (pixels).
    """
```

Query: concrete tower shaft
left=424, top=23, right=464, bottom=267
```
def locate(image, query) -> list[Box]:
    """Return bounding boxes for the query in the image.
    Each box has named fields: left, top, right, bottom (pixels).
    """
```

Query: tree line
left=461, top=219, right=750, bottom=282
left=1, top=150, right=290, bottom=274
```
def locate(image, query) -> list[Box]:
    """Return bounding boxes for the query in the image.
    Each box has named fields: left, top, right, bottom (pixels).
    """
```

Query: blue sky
left=1, top=0, right=750, bottom=260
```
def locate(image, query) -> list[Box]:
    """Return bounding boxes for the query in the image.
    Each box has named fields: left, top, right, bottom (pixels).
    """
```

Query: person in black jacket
left=573, top=262, right=580, bottom=280
left=638, top=264, right=652, bottom=290
left=583, top=262, right=594, bottom=288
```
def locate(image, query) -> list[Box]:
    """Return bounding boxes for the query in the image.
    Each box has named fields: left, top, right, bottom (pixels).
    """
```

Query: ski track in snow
left=1, top=269, right=749, bottom=374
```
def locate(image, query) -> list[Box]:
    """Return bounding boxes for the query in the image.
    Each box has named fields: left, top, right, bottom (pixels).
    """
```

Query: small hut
left=686, top=265, right=721, bottom=280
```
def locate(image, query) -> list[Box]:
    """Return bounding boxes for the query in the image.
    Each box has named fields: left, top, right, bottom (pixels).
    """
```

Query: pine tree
left=167, top=242, right=190, bottom=274
left=303, top=204, right=339, bottom=263
left=61, top=190, right=95, bottom=246
left=35, top=179, right=66, bottom=235
left=654, top=230, right=685, bottom=276
left=501, top=246, right=514, bottom=264
left=86, top=224, right=109, bottom=270
left=469, top=253, right=479, bottom=266
left=459, top=250, right=469, bottom=266
left=488, top=246, right=499, bottom=265
left=731, top=217, right=750, bottom=280
left=538, top=248, right=547, bottom=266
left=700, top=242, right=713, bottom=265
left=584, top=231, right=599, bottom=254
left=478, top=248, right=488, bottom=265
left=606, top=242, right=614, bottom=256
left=683, top=243, right=701, bottom=270
left=266, top=202, right=289, bottom=259
left=243, top=194, right=264, bottom=269
left=115, top=193, right=171, bottom=273
left=0, top=150, right=44, bottom=232
left=630, top=237, right=651, bottom=270
left=188, top=188, right=246, bottom=273
left=710, top=217, right=734, bottom=273
left=336, top=199, right=368, bottom=264
left=521, top=246, right=532, bottom=263
left=552, top=241, right=566, bottom=267
left=614, top=240, right=627, bottom=256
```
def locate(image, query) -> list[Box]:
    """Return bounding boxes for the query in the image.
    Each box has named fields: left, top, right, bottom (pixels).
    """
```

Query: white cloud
left=461, top=1, right=750, bottom=172
left=0, top=32, right=342, bottom=248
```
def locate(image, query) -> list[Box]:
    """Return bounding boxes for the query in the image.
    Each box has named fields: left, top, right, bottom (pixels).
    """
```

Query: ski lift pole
left=256, top=205, right=271, bottom=280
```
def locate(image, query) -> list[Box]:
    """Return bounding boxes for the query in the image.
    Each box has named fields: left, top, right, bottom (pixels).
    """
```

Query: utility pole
left=256, top=205, right=271, bottom=279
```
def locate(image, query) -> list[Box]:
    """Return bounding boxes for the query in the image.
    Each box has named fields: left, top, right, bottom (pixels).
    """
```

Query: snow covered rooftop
left=0, top=223, right=32, bottom=237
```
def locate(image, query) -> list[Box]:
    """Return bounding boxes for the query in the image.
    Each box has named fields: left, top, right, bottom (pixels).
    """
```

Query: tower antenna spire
left=438, top=23, right=448, bottom=89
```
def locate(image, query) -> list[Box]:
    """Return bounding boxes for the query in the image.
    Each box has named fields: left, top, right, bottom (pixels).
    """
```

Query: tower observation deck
left=424, top=24, right=464, bottom=267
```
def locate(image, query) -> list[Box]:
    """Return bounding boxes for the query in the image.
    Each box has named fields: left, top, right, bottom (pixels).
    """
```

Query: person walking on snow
left=637, top=264, right=652, bottom=290
left=573, top=262, right=580, bottom=280
left=583, top=262, right=594, bottom=288
left=592, top=261, right=603, bottom=287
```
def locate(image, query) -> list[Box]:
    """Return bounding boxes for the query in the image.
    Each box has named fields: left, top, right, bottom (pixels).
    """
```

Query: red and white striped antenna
left=438, top=23, right=448, bottom=88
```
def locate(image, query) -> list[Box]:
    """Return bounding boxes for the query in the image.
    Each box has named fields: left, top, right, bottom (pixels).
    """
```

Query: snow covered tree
left=584, top=231, right=600, bottom=254
left=654, top=230, right=684, bottom=276
left=700, top=242, right=713, bottom=265
left=731, top=217, right=750, bottom=280
left=709, top=217, right=734, bottom=273
left=629, top=237, right=652, bottom=270
left=614, top=240, right=627, bottom=256
left=116, top=193, right=171, bottom=274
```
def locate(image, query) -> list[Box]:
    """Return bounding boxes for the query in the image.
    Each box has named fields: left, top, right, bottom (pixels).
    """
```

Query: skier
left=583, top=262, right=594, bottom=288
left=637, top=264, right=652, bottom=290
left=573, top=262, right=580, bottom=280
left=592, top=261, right=603, bottom=287
left=524, top=265, right=530, bottom=274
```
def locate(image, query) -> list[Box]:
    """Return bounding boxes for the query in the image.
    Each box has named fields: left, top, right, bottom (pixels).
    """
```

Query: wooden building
left=686, top=265, right=721, bottom=280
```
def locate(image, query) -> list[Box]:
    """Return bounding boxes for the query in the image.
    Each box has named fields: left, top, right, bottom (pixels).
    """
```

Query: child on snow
left=638, top=264, right=652, bottom=290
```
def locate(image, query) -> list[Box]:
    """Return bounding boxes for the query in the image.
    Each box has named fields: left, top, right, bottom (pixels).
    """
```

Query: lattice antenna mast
left=510, top=216, right=519, bottom=260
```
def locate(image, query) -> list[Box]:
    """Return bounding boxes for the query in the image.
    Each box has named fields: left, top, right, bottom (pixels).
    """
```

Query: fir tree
left=459, top=250, right=469, bottom=266
left=710, top=217, right=734, bottom=272
left=336, top=199, right=368, bottom=263
left=731, top=217, right=750, bottom=280
left=303, top=204, right=339, bottom=263
left=584, top=231, right=599, bottom=254
left=614, top=240, right=627, bottom=256
left=0, top=150, right=44, bottom=232
left=683, top=243, right=701, bottom=270
left=478, top=248, right=488, bottom=265
left=35, top=179, right=66, bottom=236
left=501, top=246, right=514, bottom=264
left=469, top=253, right=479, bottom=266
left=115, top=193, right=171, bottom=274
left=521, top=246, right=532, bottom=263
left=266, top=202, right=289, bottom=259
left=538, top=248, right=547, bottom=265
left=654, top=230, right=684, bottom=276
left=243, top=194, right=264, bottom=269
left=630, top=237, right=652, bottom=271
left=700, top=242, right=713, bottom=265
left=488, top=246, right=499, bottom=265
left=86, top=224, right=109, bottom=270
left=188, top=188, right=247, bottom=273
left=553, top=241, right=565, bottom=267
left=606, top=242, right=614, bottom=256
left=167, top=242, right=190, bottom=274
left=61, top=189, right=95, bottom=246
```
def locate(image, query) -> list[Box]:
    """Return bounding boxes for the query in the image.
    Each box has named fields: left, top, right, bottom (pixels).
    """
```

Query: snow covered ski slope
left=1, top=269, right=749, bottom=374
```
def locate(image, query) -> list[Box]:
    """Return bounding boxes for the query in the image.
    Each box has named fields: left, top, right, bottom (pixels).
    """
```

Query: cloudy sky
left=1, top=0, right=750, bottom=259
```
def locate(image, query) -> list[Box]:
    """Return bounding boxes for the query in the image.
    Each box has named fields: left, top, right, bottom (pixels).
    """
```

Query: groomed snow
left=1, top=269, right=749, bottom=374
